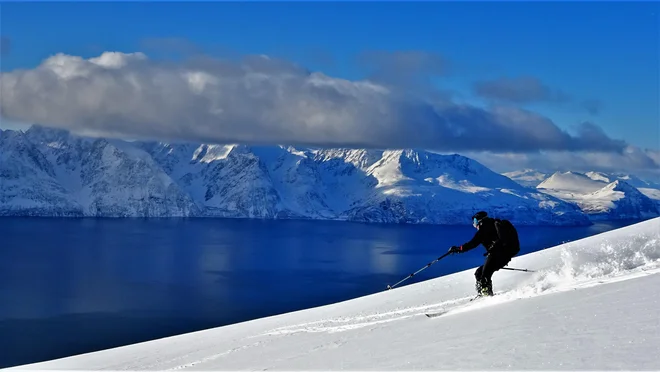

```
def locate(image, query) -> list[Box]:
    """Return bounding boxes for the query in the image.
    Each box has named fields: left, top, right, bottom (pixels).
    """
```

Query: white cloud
left=89, top=51, right=147, bottom=69
left=0, top=51, right=636, bottom=157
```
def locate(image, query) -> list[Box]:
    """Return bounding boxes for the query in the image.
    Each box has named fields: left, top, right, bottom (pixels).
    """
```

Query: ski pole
left=502, top=267, right=535, bottom=272
left=387, top=251, right=453, bottom=290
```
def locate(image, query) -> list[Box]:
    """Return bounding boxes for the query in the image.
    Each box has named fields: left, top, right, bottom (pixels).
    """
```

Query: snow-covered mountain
left=0, top=126, right=199, bottom=217
left=330, top=150, right=586, bottom=225
left=1, top=125, right=592, bottom=225
left=139, top=141, right=589, bottom=225
left=584, top=171, right=660, bottom=205
left=0, top=129, right=82, bottom=216
left=502, top=169, right=549, bottom=188
left=506, top=169, right=660, bottom=196
left=11, top=218, right=660, bottom=370
left=536, top=171, right=659, bottom=220
left=537, top=171, right=606, bottom=193
left=585, top=171, right=660, bottom=189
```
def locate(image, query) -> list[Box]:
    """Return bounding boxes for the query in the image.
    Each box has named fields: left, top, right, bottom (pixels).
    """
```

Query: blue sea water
left=0, top=217, right=644, bottom=367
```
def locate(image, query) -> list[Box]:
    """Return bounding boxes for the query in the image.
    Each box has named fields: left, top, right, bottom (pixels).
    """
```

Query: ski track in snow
left=257, top=265, right=660, bottom=337
left=165, top=341, right=268, bottom=371
left=256, top=295, right=478, bottom=336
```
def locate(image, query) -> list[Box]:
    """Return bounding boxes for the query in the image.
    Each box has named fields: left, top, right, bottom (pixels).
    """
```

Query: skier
left=448, top=211, right=520, bottom=296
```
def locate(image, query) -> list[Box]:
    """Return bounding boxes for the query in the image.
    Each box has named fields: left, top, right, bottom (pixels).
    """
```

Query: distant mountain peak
left=537, top=171, right=607, bottom=193
left=599, top=179, right=638, bottom=194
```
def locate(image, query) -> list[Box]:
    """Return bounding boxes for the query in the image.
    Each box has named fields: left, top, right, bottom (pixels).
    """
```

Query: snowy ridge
left=586, top=171, right=660, bottom=189
left=582, top=180, right=659, bottom=219
left=537, top=171, right=659, bottom=220
left=11, top=218, right=660, bottom=370
left=537, top=171, right=607, bottom=193
left=0, top=125, right=594, bottom=224
left=586, top=171, right=660, bottom=210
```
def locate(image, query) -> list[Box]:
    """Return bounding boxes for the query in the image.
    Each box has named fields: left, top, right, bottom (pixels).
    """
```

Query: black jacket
left=459, top=217, right=516, bottom=255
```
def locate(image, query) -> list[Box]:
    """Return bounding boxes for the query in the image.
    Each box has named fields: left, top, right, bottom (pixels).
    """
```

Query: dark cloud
left=473, top=76, right=570, bottom=104
left=0, top=51, right=630, bottom=156
left=569, top=121, right=625, bottom=152
left=0, top=36, right=10, bottom=57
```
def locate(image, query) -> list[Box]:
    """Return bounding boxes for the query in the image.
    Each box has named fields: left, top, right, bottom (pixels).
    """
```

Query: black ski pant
left=474, top=251, right=513, bottom=284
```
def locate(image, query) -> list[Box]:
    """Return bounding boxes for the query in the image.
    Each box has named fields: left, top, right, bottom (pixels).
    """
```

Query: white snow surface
left=12, top=217, right=660, bottom=371
left=537, top=171, right=659, bottom=220
left=1, top=126, right=590, bottom=225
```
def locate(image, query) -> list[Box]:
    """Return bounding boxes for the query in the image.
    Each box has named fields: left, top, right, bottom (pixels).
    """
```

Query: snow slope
left=537, top=171, right=659, bottom=220
left=12, top=217, right=660, bottom=370
left=1, top=125, right=589, bottom=225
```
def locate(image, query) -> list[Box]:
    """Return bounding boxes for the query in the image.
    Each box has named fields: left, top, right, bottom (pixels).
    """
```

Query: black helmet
left=472, top=211, right=488, bottom=222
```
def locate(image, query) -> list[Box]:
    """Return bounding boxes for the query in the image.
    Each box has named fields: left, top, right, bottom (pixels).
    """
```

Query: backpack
left=493, top=218, right=520, bottom=256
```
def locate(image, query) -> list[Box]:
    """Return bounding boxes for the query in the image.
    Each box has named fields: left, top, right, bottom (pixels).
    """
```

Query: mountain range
left=533, top=171, right=660, bottom=220
left=0, top=125, right=601, bottom=225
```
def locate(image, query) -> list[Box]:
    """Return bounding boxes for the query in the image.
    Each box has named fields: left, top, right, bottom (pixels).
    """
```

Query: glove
left=448, top=246, right=461, bottom=254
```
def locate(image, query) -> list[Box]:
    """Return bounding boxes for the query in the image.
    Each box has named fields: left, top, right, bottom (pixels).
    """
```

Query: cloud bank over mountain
left=1, top=50, right=656, bottom=175
left=1, top=52, right=625, bottom=150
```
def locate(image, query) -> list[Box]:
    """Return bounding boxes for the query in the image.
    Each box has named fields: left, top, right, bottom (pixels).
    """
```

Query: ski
left=425, top=311, right=448, bottom=318
left=424, top=293, right=497, bottom=318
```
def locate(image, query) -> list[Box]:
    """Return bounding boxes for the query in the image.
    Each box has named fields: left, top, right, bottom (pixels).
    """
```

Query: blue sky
left=1, top=1, right=658, bottom=155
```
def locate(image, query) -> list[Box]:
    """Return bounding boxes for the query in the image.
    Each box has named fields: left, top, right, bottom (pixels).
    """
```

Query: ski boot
left=475, top=278, right=494, bottom=297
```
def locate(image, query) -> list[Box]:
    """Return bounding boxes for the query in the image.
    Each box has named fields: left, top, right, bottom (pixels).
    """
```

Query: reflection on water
left=0, top=217, right=645, bottom=367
